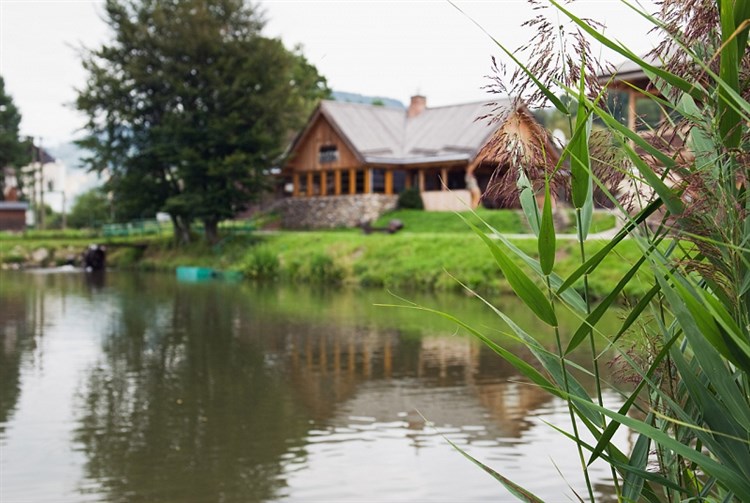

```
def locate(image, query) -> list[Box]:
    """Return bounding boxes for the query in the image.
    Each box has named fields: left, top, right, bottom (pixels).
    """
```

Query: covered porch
left=286, top=161, right=501, bottom=211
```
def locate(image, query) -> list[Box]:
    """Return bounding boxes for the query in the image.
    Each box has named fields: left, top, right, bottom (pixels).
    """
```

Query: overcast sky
left=0, top=0, right=660, bottom=148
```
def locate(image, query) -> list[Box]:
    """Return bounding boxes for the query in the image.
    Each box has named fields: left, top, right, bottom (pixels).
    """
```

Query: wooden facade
left=282, top=105, right=496, bottom=209
left=279, top=97, right=559, bottom=211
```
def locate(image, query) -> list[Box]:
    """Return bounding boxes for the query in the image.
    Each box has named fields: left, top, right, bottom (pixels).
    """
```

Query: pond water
left=0, top=270, right=630, bottom=502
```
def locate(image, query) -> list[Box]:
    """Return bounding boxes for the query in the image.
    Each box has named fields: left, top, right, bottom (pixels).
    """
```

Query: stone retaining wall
left=278, top=195, right=398, bottom=229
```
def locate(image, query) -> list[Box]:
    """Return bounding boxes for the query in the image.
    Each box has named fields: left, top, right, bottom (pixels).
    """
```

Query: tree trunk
left=171, top=215, right=191, bottom=245
left=204, top=218, right=219, bottom=244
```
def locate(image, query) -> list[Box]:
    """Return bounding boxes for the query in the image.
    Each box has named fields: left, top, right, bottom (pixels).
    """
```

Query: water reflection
left=0, top=271, right=626, bottom=502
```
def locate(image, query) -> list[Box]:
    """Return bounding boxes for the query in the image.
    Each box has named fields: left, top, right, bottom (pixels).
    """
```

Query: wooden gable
left=285, top=113, right=361, bottom=173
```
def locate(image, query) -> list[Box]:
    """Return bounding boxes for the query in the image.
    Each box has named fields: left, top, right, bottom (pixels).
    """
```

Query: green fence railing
left=101, top=219, right=169, bottom=238
left=101, top=219, right=255, bottom=238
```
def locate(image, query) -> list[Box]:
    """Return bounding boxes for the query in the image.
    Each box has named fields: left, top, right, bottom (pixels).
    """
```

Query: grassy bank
left=1, top=210, right=643, bottom=298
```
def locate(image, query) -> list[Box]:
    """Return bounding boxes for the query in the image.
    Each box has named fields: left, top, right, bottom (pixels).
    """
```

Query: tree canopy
left=67, top=187, right=112, bottom=229
left=76, top=0, right=329, bottom=242
left=0, top=76, right=31, bottom=200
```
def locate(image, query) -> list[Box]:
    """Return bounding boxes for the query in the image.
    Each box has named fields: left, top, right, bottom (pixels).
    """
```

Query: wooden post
left=364, top=168, right=371, bottom=194
left=405, top=171, right=412, bottom=189
left=307, top=172, right=313, bottom=197
left=293, top=173, right=300, bottom=197
left=320, top=171, right=327, bottom=196
left=418, top=170, right=425, bottom=192
left=334, top=170, right=341, bottom=196
left=440, top=168, right=448, bottom=191
left=385, top=170, right=393, bottom=195
left=628, top=89, right=637, bottom=132
left=349, top=169, right=356, bottom=194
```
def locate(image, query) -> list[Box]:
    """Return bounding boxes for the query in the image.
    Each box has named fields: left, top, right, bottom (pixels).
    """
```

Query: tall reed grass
left=396, top=1, right=750, bottom=500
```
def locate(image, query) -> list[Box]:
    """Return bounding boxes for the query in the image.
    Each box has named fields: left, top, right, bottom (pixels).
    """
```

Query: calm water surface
left=0, top=270, right=629, bottom=502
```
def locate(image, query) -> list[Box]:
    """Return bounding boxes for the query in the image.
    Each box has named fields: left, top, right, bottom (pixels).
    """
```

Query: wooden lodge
left=281, top=95, right=548, bottom=212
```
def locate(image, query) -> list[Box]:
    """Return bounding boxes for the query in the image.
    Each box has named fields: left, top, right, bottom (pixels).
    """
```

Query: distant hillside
left=331, top=91, right=404, bottom=109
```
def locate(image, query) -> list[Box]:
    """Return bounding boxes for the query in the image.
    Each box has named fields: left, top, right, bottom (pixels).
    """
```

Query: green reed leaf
left=566, top=254, right=648, bottom=355
left=539, top=181, right=555, bottom=276
left=518, top=171, right=540, bottom=236
left=557, top=198, right=662, bottom=294
left=549, top=0, right=705, bottom=101
left=569, top=394, right=750, bottom=498
left=446, top=438, right=544, bottom=503
left=460, top=215, right=558, bottom=326
left=586, top=335, right=677, bottom=467
left=379, top=302, right=557, bottom=393
left=474, top=215, right=588, bottom=313
left=571, top=74, right=591, bottom=209
left=579, top=182, right=594, bottom=241
left=736, top=0, right=750, bottom=53
left=622, top=428, right=652, bottom=501
left=719, top=0, right=742, bottom=148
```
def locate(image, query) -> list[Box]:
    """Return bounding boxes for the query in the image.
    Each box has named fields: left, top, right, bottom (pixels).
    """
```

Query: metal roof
left=598, top=54, right=662, bottom=84
left=318, top=98, right=514, bottom=164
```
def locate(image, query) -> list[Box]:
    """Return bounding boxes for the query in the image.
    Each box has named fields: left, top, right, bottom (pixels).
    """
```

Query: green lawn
left=373, top=208, right=617, bottom=234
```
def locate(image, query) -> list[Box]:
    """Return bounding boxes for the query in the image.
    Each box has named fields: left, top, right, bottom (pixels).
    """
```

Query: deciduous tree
left=76, top=0, right=328, bottom=242
left=0, top=76, right=31, bottom=200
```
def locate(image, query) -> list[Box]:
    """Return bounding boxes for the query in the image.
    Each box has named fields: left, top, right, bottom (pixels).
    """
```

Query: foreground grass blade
left=571, top=77, right=591, bottom=209
left=378, top=302, right=558, bottom=393
left=558, top=198, right=662, bottom=294
left=549, top=0, right=705, bottom=101
left=719, top=0, right=743, bottom=148
left=569, top=395, right=750, bottom=498
left=460, top=214, right=558, bottom=326
left=587, top=333, right=679, bottom=466
left=565, top=253, right=649, bottom=355
left=445, top=438, right=544, bottom=503
left=518, top=172, right=541, bottom=236
left=539, top=181, right=556, bottom=276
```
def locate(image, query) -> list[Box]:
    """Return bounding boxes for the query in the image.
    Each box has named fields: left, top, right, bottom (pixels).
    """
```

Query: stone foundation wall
left=278, top=194, right=398, bottom=229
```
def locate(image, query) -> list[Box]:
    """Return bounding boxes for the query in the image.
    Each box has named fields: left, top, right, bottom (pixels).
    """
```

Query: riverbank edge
left=0, top=230, right=652, bottom=299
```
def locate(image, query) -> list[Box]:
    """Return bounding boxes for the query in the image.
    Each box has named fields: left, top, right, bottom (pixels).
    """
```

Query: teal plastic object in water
left=176, top=266, right=215, bottom=282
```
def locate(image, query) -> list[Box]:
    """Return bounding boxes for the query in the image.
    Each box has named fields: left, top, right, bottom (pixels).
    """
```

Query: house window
left=424, top=170, right=442, bottom=191
left=325, top=171, right=335, bottom=195
left=319, top=145, right=339, bottom=164
left=340, top=170, right=351, bottom=194
left=393, top=171, right=407, bottom=193
left=372, top=169, right=386, bottom=193
left=355, top=170, right=365, bottom=193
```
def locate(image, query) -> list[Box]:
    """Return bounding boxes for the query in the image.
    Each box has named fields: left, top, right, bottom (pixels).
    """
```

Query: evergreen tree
left=76, top=0, right=328, bottom=242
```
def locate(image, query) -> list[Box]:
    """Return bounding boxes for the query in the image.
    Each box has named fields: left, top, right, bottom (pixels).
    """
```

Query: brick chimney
left=407, top=95, right=426, bottom=118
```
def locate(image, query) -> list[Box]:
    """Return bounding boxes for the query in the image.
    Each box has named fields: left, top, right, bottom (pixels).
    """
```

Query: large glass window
left=424, top=170, right=442, bottom=191
left=340, top=170, right=351, bottom=194
left=355, top=170, right=365, bottom=193
left=393, top=171, right=407, bottom=193
left=325, top=171, right=335, bottom=195
left=372, top=169, right=386, bottom=194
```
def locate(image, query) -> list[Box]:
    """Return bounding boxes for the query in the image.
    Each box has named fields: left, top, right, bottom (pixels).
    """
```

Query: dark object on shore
left=361, top=219, right=404, bottom=235
left=83, top=244, right=106, bottom=271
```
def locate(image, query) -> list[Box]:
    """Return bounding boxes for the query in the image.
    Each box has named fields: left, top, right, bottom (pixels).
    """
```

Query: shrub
left=397, top=188, right=423, bottom=209
left=241, top=246, right=280, bottom=280
left=306, top=253, right=344, bottom=284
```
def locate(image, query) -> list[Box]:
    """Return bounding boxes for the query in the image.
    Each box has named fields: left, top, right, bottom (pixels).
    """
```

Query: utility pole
left=38, top=137, right=45, bottom=230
